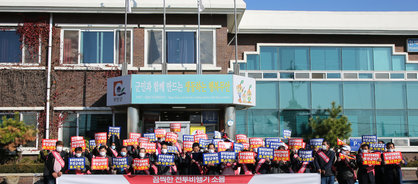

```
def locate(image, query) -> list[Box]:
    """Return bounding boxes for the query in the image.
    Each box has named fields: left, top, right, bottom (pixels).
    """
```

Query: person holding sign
left=291, top=148, right=316, bottom=174
left=271, top=146, right=291, bottom=173
left=107, top=141, right=120, bottom=158
left=314, top=140, right=335, bottom=184
left=382, top=142, right=406, bottom=184
left=156, top=143, right=180, bottom=175
left=111, top=146, right=133, bottom=174
left=189, top=142, right=204, bottom=175
left=220, top=149, right=238, bottom=175
left=43, top=141, right=68, bottom=184
left=356, top=144, right=378, bottom=184
left=66, top=147, right=90, bottom=175
left=335, top=145, right=357, bottom=184
left=91, top=146, right=112, bottom=174
left=255, top=147, right=273, bottom=174
left=205, top=144, right=222, bottom=175
left=132, top=148, right=158, bottom=175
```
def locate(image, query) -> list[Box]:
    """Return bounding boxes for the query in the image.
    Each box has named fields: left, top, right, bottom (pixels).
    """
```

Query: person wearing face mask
left=91, top=146, right=112, bottom=174
left=157, top=143, right=180, bottom=175
left=356, top=144, right=376, bottom=184
left=335, top=145, right=357, bottom=184
left=110, top=146, right=132, bottom=174
left=238, top=148, right=256, bottom=175
left=382, top=142, right=406, bottom=184
left=66, top=147, right=91, bottom=175
left=107, top=142, right=119, bottom=158
left=132, top=148, right=157, bottom=175
left=291, top=148, right=316, bottom=174
left=43, top=141, right=68, bottom=184
left=205, top=144, right=222, bottom=175
left=254, top=147, right=272, bottom=174
left=314, top=140, right=335, bottom=184
left=107, top=133, right=121, bottom=155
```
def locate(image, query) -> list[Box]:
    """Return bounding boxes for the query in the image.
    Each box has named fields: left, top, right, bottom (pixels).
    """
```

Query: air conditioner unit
left=393, top=138, right=409, bottom=146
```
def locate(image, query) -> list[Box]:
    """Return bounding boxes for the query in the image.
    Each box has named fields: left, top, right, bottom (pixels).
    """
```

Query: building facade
left=0, top=0, right=417, bottom=154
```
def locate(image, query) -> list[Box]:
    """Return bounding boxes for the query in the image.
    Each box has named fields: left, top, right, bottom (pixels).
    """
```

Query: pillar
left=224, top=106, right=236, bottom=140
left=127, top=107, right=141, bottom=135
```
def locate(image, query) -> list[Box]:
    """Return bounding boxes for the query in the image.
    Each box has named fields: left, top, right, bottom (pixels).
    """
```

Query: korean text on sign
left=299, top=150, right=313, bottom=162
left=249, top=137, right=263, bottom=149
left=165, top=132, right=178, bottom=143
left=274, top=150, right=290, bottom=161
left=183, top=141, right=194, bottom=152
left=91, top=157, right=108, bottom=170
left=238, top=151, right=255, bottom=164
left=235, top=134, right=247, bottom=143
left=199, top=139, right=212, bottom=148
left=194, top=134, right=208, bottom=143
left=89, top=140, right=96, bottom=149
left=283, top=130, right=291, bottom=139
left=383, top=152, right=403, bottom=165
left=288, top=138, right=304, bottom=150
left=362, top=135, right=378, bottom=145
left=219, top=152, right=236, bottom=163
left=234, top=143, right=244, bottom=153
left=170, top=123, right=181, bottom=132
left=310, top=138, right=324, bottom=149
left=155, top=129, right=166, bottom=139
left=71, top=140, right=86, bottom=151
left=370, top=143, right=385, bottom=153
left=265, top=138, right=281, bottom=146
left=362, top=153, right=381, bottom=165
left=218, top=142, right=233, bottom=152
left=203, top=153, right=220, bottom=165
left=42, top=139, right=57, bottom=150
left=139, top=137, right=149, bottom=143
left=112, top=157, right=128, bottom=169
left=68, top=158, right=85, bottom=170
left=144, top=133, right=156, bottom=142
left=123, top=139, right=138, bottom=146
left=108, top=126, right=120, bottom=137
left=133, top=158, right=149, bottom=171
left=183, top=135, right=194, bottom=142
left=95, top=132, right=107, bottom=145
left=140, top=143, right=156, bottom=153
left=257, top=147, right=274, bottom=159
left=130, top=133, right=141, bottom=140
left=268, top=141, right=285, bottom=150
left=157, top=155, right=175, bottom=166
left=167, top=146, right=178, bottom=154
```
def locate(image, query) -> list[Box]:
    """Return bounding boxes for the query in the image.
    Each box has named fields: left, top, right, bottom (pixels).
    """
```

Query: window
left=311, top=82, right=342, bottom=109
left=343, top=82, right=374, bottom=109
left=280, top=110, right=311, bottom=137
left=255, top=82, right=279, bottom=109
left=279, top=47, right=309, bottom=70
left=0, top=112, right=38, bottom=148
left=62, top=29, right=132, bottom=65
left=146, top=29, right=215, bottom=65
left=260, top=47, right=278, bottom=70
left=376, top=110, right=407, bottom=137
left=0, top=30, right=40, bottom=64
left=246, top=55, right=260, bottom=70
left=345, top=110, right=375, bottom=137
left=310, top=47, right=341, bottom=70
left=279, top=81, right=310, bottom=109
left=373, top=48, right=392, bottom=71
left=407, top=82, right=418, bottom=109
left=375, top=82, right=406, bottom=109
left=342, top=48, right=373, bottom=71
left=62, top=112, right=113, bottom=147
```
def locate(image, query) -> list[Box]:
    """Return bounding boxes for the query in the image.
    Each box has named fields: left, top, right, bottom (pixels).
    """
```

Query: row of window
left=0, top=29, right=216, bottom=65
left=241, top=46, right=418, bottom=71
left=236, top=108, right=418, bottom=138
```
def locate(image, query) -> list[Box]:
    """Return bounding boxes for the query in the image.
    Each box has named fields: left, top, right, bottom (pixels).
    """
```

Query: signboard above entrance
left=107, top=75, right=256, bottom=106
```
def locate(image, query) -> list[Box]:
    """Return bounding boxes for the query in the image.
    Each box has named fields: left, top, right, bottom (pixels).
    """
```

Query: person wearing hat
left=335, top=145, right=357, bottom=184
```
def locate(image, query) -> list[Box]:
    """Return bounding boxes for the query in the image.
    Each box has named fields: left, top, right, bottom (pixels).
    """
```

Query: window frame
left=144, top=27, right=217, bottom=69
left=0, top=112, right=39, bottom=150
left=0, top=28, right=42, bottom=65
left=60, top=28, right=133, bottom=66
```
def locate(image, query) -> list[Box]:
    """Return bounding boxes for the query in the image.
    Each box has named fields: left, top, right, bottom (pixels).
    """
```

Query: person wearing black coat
left=91, top=146, right=113, bottom=174
left=66, top=147, right=91, bottom=174
left=157, top=143, right=180, bottom=175
left=189, top=143, right=204, bottom=175
left=356, top=144, right=377, bottom=184
left=270, top=146, right=292, bottom=173
left=290, top=149, right=316, bottom=173
left=205, top=144, right=222, bottom=175
left=43, top=141, right=68, bottom=184
left=382, top=142, right=406, bottom=184
left=314, top=140, right=335, bottom=184
left=111, top=146, right=133, bottom=174
left=335, top=146, right=357, bottom=184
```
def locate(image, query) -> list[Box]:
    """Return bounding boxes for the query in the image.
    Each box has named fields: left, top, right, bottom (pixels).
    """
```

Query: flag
left=198, top=0, right=205, bottom=12
left=337, top=138, right=345, bottom=146
left=125, top=0, right=132, bottom=13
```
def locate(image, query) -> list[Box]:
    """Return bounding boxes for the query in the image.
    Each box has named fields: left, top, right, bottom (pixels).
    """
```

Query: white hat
left=342, top=145, right=351, bottom=151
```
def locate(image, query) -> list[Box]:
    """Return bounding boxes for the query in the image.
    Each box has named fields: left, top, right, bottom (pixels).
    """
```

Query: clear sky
left=244, top=0, right=418, bottom=11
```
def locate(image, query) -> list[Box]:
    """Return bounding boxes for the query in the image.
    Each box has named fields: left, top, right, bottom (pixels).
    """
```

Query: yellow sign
left=190, top=126, right=206, bottom=135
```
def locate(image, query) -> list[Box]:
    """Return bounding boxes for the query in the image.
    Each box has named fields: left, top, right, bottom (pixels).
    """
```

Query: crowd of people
left=40, top=131, right=407, bottom=184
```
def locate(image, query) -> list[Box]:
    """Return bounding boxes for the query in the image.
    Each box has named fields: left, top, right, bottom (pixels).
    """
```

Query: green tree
left=0, top=112, right=37, bottom=163
left=307, top=102, right=352, bottom=147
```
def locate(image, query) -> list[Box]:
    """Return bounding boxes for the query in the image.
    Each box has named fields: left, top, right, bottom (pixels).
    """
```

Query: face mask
left=209, top=149, right=215, bottom=153
left=321, top=145, right=328, bottom=150
left=121, top=152, right=127, bottom=156
left=362, top=149, right=368, bottom=153
left=100, top=151, right=106, bottom=156
left=161, top=149, right=168, bottom=154
left=139, top=153, right=146, bottom=158
left=56, top=146, right=63, bottom=152
left=111, top=146, right=116, bottom=150
left=76, top=153, right=82, bottom=157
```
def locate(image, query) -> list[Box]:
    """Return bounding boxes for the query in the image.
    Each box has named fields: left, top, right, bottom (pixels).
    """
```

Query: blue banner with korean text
left=203, top=153, right=220, bottom=165
left=68, top=158, right=85, bottom=170
left=219, top=152, right=236, bottom=163
left=157, top=155, right=175, bottom=166
left=299, top=150, right=313, bottom=162
left=144, top=133, right=156, bottom=142
left=257, top=147, right=274, bottom=159
left=112, top=158, right=128, bottom=169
